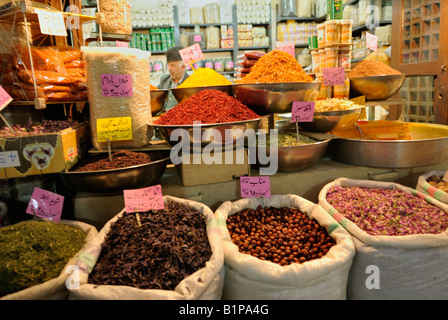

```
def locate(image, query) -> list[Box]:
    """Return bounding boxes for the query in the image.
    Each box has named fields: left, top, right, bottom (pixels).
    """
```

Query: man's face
left=167, top=60, right=186, bottom=82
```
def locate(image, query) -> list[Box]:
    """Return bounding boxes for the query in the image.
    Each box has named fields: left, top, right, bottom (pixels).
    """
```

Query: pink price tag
left=124, top=184, right=165, bottom=213
left=179, top=43, right=204, bottom=66
left=290, top=102, right=315, bottom=122
left=0, top=85, right=13, bottom=111
left=101, top=74, right=133, bottom=97
left=366, top=32, right=378, bottom=51
left=240, top=176, right=271, bottom=198
left=276, top=41, right=295, bottom=57
left=26, top=187, right=64, bottom=222
left=116, top=41, right=129, bottom=47
left=322, top=67, right=346, bottom=86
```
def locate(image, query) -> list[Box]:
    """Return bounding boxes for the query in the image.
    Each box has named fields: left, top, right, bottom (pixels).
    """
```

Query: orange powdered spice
left=150, top=84, right=158, bottom=90
left=348, top=60, right=402, bottom=78
left=235, top=50, right=313, bottom=84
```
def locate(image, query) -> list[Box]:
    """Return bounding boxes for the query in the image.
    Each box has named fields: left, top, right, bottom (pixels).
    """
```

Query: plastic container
left=333, top=76, right=350, bottom=99
left=338, top=46, right=351, bottom=69
left=325, top=20, right=340, bottom=45
left=318, top=49, right=326, bottom=70
left=317, top=23, right=326, bottom=47
left=311, top=50, right=320, bottom=73
left=340, top=20, right=353, bottom=44
left=325, top=46, right=339, bottom=68
left=317, top=76, right=331, bottom=100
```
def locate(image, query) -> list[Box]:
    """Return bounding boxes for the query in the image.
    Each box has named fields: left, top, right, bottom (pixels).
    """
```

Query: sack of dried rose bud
left=416, top=171, right=448, bottom=204
left=215, top=194, right=355, bottom=300
left=68, top=196, right=224, bottom=300
left=318, top=177, right=448, bottom=300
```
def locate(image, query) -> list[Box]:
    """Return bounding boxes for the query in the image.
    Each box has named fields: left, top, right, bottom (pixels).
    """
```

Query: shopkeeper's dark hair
left=166, top=46, right=184, bottom=63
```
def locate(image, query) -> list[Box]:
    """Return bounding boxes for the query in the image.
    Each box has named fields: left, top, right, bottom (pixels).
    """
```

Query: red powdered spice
left=154, top=89, right=261, bottom=125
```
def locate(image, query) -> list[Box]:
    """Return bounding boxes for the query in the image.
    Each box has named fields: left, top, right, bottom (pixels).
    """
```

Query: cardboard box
left=176, top=149, right=250, bottom=186
left=0, top=122, right=89, bottom=179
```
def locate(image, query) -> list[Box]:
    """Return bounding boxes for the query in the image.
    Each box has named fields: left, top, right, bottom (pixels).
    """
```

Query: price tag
left=36, top=9, right=67, bottom=37
left=124, top=185, right=164, bottom=213
left=116, top=41, right=129, bottom=47
left=290, top=102, right=315, bottom=122
left=0, top=85, right=12, bottom=112
left=366, top=32, right=378, bottom=51
left=240, top=176, right=271, bottom=198
left=350, top=95, right=366, bottom=106
left=179, top=43, right=204, bottom=66
left=322, top=67, right=346, bottom=86
left=97, top=116, right=133, bottom=142
left=101, top=74, right=132, bottom=97
left=0, top=150, right=20, bottom=168
left=276, top=41, right=295, bottom=57
left=26, top=187, right=64, bottom=222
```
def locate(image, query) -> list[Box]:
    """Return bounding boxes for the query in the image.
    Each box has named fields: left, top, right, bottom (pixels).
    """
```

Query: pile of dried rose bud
left=326, top=186, right=448, bottom=236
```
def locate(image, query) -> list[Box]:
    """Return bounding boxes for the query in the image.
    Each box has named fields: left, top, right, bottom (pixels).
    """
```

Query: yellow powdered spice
left=235, top=50, right=313, bottom=84
left=177, top=67, right=232, bottom=88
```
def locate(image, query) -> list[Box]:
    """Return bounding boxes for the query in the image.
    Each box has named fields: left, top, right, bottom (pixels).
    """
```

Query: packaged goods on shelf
left=219, top=5, right=233, bottom=24
left=131, top=1, right=174, bottom=27
left=235, top=0, right=271, bottom=24
left=190, top=7, right=204, bottom=24
left=203, top=2, right=220, bottom=24
left=206, top=26, right=220, bottom=49
left=277, top=22, right=317, bottom=46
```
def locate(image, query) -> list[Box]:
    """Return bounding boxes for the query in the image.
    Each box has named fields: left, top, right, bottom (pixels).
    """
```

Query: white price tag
left=36, top=9, right=67, bottom=37
left=0, top=150, right=20, bottom=168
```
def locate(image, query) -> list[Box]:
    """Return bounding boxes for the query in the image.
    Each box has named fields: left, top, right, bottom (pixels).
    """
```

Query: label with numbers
left=26, top=187, right=64, bottom=221
left=240, top=176, right=271, bottom=198
left=179, top=43, right=204, bottom=66
left=36, top=9, right=67, bottom=37
left=290, top=102, right=315, bottom=122
left=0, top=85, right=12, bottom=111
left=124, top=185, right=165, bottom=213
left=276, top=41, right=295, bottom=57
left=0, top=150, right=20, bottom=168
left=366, top=32, right=378, bottom=51
left=97, top=116, right=133, bottom=142
left=101, top=74, right=133, bottom=97
left=322, top=67, right=346, bottom=86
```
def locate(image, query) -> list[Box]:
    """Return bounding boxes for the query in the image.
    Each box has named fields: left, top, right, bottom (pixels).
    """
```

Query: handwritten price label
left=276, top=41, right=295, bottom=57
left=124, top=185, right=165, bottom=213
left=0, top=85, right=12, bottom=111
left=26, top=187, right=64, bottom=221
left=366, top=32, right=378, bottom=51
left=290, top=102, right=315, bottom=122
left=36, top=9, right=67, bottom=37
left=101, top=74, right=133, bottom=97
left=322, top=67, right=346, bottom=86
left=97, top=116, right=133, bottom=142
left=240, top=176, right=271, bottom=198
left=0, top=150, right=20, bottom=168
left=179, top=43, right=204, bottom=66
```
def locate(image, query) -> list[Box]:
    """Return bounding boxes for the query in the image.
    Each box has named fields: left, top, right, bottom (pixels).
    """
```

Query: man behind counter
left=157, top=46, right=191, bottom=112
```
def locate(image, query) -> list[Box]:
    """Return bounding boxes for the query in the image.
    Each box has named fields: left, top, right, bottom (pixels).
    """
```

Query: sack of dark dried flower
left=215, top=194, right=355, bottom=300
left=68, top=196, right=224, bottom=300
left=416, top=171, right=448, bottom=204
left=318, top=177, right=448, bottom=300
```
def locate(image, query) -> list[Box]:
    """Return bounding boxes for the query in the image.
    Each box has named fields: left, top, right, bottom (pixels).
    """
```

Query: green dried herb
left=0, top=220, right=86, bottom=297
left=257, top=131, right=318, bottom=147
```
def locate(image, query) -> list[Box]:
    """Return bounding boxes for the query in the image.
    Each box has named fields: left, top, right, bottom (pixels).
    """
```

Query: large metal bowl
left=251, top=138, right=330, bottom=172
left=298, top=107, right=364, bottom=133
left=231, top=82, right=321, bottom=115
left=171, top=85, right=233, bottom=104
left=151, top=89, right=168, bottom=115
left=60, top=151, right=170, bottom=195
left=349, top=74, right=405, bottom=100
left=150, top=118, right=262, bottom=150
left=327, top=122, right=448, bottom=168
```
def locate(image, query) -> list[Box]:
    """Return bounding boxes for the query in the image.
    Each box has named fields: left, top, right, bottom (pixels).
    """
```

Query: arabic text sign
left=97, top=116, right=133, bottom=142
left=240, top=176, right=271, bottom=198
left=26, top=187, right=64, bottom=221
left=124, top=185, right=165, bottom=213
left=101, top=74, right=133, bottom=97
left=290, top=102, right=315, bottom=122
left=179, top=43, right=205, bottom=65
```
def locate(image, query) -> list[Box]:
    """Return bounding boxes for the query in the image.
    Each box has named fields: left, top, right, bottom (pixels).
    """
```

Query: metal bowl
left=327, top=122, right=448, bottom=168
left=60, top=151, right=170, bottom=195
left=349, top=74, right=405, bottom=100
left=151, top=89, right=168, bottom=115
left=251, top=138, right=330, bottom=172
left=298, top=107, right=364, bottom=133
left=150, top=118, right=262, bottom=150
left=171, top=85, right=233, bottom=104
left=231, top=82, right=321, bottom=115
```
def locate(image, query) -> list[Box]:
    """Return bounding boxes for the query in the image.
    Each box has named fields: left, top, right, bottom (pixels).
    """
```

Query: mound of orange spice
left=235, top=50, right=313, bottom=84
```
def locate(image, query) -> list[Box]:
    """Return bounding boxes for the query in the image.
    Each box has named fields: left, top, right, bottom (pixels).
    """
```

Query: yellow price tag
left=97, top=117, right=133, bottom=142
left=350, top=95, right=367, bottom=120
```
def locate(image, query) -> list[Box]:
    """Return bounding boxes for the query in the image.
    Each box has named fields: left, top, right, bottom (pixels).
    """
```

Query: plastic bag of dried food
left=215, top=194, right=355, bottom=300
left=416, top=171, right=448, bottom=204
left=98, top=0, right=131, bottom=35
left=68, top=196, right=224, bottom=300
left=13, top=45, right=66, bottom=73
left=82, top=46, right=153, bottom=150
left=1, top=220, right=98, bottom=300
left=318, top=177, right=448, bottom=300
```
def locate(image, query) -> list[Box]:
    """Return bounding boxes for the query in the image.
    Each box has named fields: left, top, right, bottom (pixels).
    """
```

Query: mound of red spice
left=154, top=89, right=260, bottom=125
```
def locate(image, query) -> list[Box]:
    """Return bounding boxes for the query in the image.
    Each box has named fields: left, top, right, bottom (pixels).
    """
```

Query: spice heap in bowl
left=347, top=60, right=405, bottom=100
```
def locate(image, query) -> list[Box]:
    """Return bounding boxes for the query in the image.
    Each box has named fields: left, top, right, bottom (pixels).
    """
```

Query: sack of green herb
left=0, top=219, right=98, bottom=300
left=69, top=196, right=224, bottom=300
left=416, top=171, right=448, bottom=204
left=215, top=194, right=355, bottom=300
left=318, top=177, right=448, bottom=300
